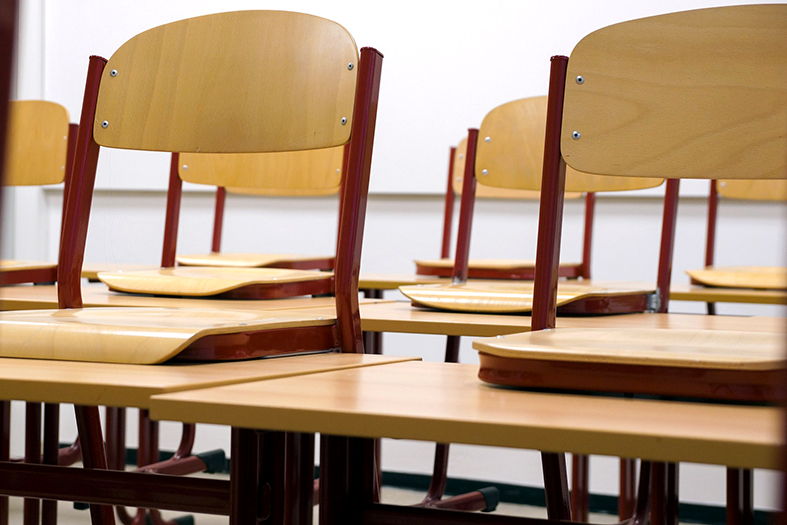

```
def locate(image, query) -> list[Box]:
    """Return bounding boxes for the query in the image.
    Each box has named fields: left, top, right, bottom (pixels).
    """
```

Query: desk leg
left=285, top=432, right=314, bottom=525
left=651, top=462, right=678, bottom=525
left=619, top=459, right=636, bottom=520
left=0, top=401, right=8, bottom=525
left=74, top=405, right=116, bottom=525
left=230, top=428, right=259, bottom=525
left=42, top=403, right=60, bottom=525
left=727, top=468, right=754, bottom=525
left=261, top=431, right=286, bottom=525
left=542, top=452, right=571, bottom=521
left=321, top=435, right=374, bottom=525
left=24, top=402, right=41, bottom=525
left=571, top=454, right=589, bottom=522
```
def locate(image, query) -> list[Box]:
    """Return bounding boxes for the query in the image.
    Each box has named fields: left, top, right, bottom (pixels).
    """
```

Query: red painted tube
left=580, top=192, right=595, bottom=279
left=57, top=55, right=106, bottom=309
left=452, top=129, right=478, bottom=284
left=0, top=0, right=18, bottom=254
left=440, top=146, right=457, bottom=259
left=160, top=152, right=182, bottom=268
left=531, top=56, right=569, bottom=332
left=334, top=47, right=383, bottom=355
left=655, top=179, right=680, bottom=313
left=211, top=186, right=226, bottom=253
left=705, top=180, right=718, bottom=267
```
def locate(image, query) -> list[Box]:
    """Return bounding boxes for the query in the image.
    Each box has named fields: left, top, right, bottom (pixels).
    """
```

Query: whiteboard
left=39, top=0, right=779, bottom=195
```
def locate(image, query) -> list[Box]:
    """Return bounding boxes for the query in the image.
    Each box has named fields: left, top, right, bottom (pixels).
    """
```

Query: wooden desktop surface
left=358, top=301, right=787, bottom=337
left=0, top=283, right=391, bottom=311
left=0, top=353, right=417, bottom=408
left=149, top=360, right=779, bottom=469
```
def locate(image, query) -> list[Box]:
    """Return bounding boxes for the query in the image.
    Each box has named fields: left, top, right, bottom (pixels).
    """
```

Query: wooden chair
left=0, top=10, right=382, bottom=525
left=472, top=5, right=787, bottom=525
left=400, top=95, right=663, bottom=315
left=688, top=179, right=787, bottom=313
left=0, top=100, right=76, bottom=285
left=172, top=146, right=345, bottom=270
left=416, top=114, right=593, bottom=281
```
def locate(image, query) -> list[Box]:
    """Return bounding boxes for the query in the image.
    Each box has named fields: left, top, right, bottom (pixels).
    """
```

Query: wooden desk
left=359, top=273, right=448, bottom=290
left=670, top=283, right=787, bottom=305
left=358, top=301, right=787, bottom=337
left=149, top=360, right=780, bottom=524
left=81, top=263, right=158, bottom=281
left=0, top=282, right=391, bottom=311
left=150, top=361, right=779, bottom=468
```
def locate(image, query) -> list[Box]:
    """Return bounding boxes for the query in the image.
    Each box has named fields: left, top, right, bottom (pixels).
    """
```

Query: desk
left=149, top=361, right=781, bottom=523
left=358, top=301, right=787, bottom=337
left=0, top=282, right=391, bottom=311
left=670, top=283, right=787, bottom=306
left=0, top=353, right=418, bottom=519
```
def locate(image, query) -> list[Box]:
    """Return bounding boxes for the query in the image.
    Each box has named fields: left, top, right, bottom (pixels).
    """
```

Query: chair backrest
left=534, top=4, right=787, bottom=330
left=4, top=100, right=70, bottom=187
left=60, top=11, right=383, bottom=353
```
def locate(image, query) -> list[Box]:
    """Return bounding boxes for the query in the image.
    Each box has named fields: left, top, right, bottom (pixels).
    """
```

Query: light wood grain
left=149, top=361, right=780, bottom=469
left=473, top=328, right=786, bottom=370
left=0, top=283, right=391, bottom=312
left=670, top=283, right=787, bottom=305
left=414, top=258, right=580, bottom=271
left=4, top=100, right=69, bottom=186
left=358, top=301, right=787, bottom=337
left=176, top=252, right=332, bottom=268
left=399, top=280, right=653, bottom=313
left=0, top=353, right=417, bottom=408
left=686, top=266, right=787, bottom=291
left=475, top=97, right=664, bottom=192
left=179, top=146, right=343, bottom=194
left=0, top=307, right=336, bottom=364
left=561, top=5, right=787, bottom=180
left=93, top=11, right=358, bottom=153
left=358, top=273, right=449, bottom=290
left=0, top=260, right=56, bottom=271
left=718, top=180, right=787, bottom=201
left=81, top=263, right=158, bottom=280
left=97, top=267, right=332, bottom=296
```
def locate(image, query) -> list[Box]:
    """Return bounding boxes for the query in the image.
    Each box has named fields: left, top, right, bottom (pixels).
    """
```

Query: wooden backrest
left=717, top=180, right=787, bottom=202
left=179, top=146, right=344, bottom=196
left=476, top=97, right=663, bottom=192
left=62, top=11, right=383, bottom=359
left=93, top=11, right=358, bottom=154
left=4, top=100, right=70, bottom=186
left=560, top=5, right=787, bottom=181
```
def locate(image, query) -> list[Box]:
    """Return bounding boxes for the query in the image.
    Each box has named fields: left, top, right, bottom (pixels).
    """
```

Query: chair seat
left=176, top=252, right=334, bottom=270
left=414, top=258, right=583, bottom=279
left=98, top=267, right=334, bottom=299
left=474, top=328, right=786, bottom=402
left=686, top=266, right=787, bottom=290
left=0, top=307, right=337, bottom=364
left=399, top=281, right=653, bottom=314
left=0, top=260, right=58, bottom=285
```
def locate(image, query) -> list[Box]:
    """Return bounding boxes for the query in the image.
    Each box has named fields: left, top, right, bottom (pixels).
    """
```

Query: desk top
left=359, top=301, right=787, bottom=337
left=0, top=283, right=389, bottom=311
left=0, top=353, right=416, bottom=408
left=149, top=361, right=780, bottom=469
left=359, top=273, right=448, bottom=290
left=670, top=283, right=787, bottom=305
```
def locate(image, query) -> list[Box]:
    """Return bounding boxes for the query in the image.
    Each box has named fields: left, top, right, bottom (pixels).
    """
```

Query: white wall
left=5, top=0, right=786, bottom=513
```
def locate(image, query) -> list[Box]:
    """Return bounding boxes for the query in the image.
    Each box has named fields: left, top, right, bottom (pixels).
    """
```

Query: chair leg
left=42, top=403, right=60, bottom=525
left=628, top=461, right=650, bottom=525
left=571, top=454, right=589, bottom=522
left=667, top=463, right=679, bottom=525
left=542, top=452, right=572, bottom=521
left=727, top=468, right=754, bottom=525
left=74, top=405, right=116, bottom=525
left=619, top=458, right=637, bottom=520
left=24, top=402, right=41, bottom=525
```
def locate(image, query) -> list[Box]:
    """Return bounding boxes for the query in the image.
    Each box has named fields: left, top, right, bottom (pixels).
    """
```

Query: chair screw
left=576, top=75, right=584, bottom=84
left=341, top=117, right=347, bottom=125
left=110, top=69, right=118, bottom=77
left=572, top=131, right=581, bottom=140
left=101, top=121, right=109, bottom=128
left=347, top=63, right=354, bottom=70
left=481, top=169, right=489, bottom=176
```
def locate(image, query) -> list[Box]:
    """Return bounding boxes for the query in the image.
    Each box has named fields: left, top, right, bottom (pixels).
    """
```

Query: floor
left=8, top=486, right=622, bottom=524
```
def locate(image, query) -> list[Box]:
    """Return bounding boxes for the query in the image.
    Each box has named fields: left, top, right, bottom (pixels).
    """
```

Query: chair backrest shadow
left=0, top=100, right=77, bottom=285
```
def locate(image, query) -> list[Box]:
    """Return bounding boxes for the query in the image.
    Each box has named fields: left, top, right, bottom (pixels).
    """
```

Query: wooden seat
left=401, top=95, right=663, bottom=314
left=173, top=146, right=343, bottom=271
left=0, top=100, right=75, bottom=285
left=686, top=179, right=787, bottom=292
left=415, top=130, right=590, bottom=280
left=472, top=5, right=787, bottom=523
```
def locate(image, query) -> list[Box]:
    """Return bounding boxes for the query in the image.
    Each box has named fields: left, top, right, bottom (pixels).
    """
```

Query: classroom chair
left=171, top=146, right=345, bottom=270
left=688, top=179, right=787, bottom=313
left=0, top=9, right=382, bottom=525
left=400, top=95, right=663, bottom=316
left=472, top=5, right=787, bottom=525
left=416, top=119, right=593, bottom=281
left=0, top=100, right=76, bottom=285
